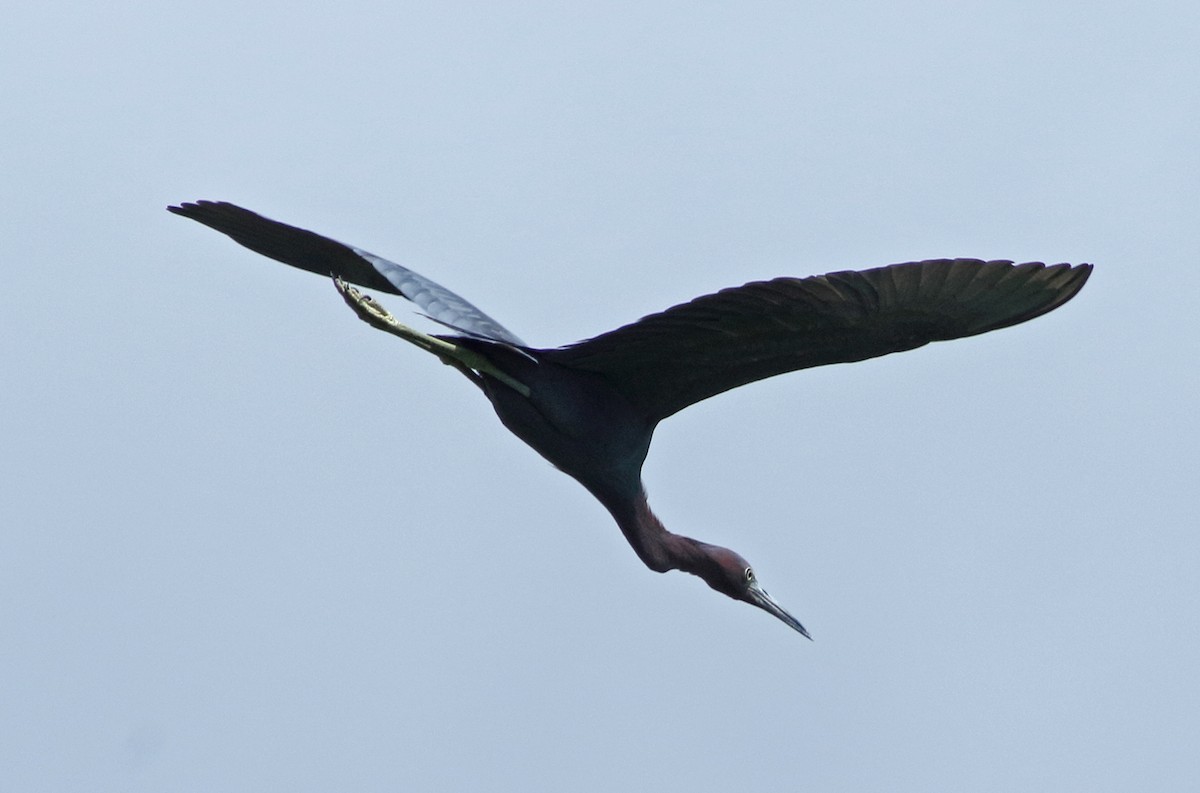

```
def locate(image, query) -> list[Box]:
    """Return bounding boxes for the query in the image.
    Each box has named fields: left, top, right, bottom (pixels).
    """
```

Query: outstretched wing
left=546, top=259, right=1091, bottom=422
left=168, top=200, right=525, bottom=345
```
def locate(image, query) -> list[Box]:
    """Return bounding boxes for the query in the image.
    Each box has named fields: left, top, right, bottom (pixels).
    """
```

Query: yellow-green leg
left=333, top=276, right=530, bottom=397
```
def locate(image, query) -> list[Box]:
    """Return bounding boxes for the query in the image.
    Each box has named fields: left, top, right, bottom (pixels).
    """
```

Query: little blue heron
left=169, top=200, right=1091, bottom=637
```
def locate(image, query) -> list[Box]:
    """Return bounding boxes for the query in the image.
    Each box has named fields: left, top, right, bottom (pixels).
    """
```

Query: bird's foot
left=334, top=277, right=403, bottom=333
left=330, top=276, right=531, bottom=397
left=333, top=276, right=451, bottom=355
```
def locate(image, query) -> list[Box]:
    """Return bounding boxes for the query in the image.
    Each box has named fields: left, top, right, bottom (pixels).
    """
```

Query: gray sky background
left=2, top=2, right=1197, bottom=791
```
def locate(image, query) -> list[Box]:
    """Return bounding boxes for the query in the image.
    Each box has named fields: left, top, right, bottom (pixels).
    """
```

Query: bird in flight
left=169, top=200, right=1091, bottom=637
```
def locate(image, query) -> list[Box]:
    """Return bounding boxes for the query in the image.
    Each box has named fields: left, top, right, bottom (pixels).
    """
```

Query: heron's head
left=690, top=543, right=811, bottom=639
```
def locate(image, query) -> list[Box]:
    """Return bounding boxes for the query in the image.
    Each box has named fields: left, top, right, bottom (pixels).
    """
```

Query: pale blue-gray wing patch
left=351, top=248, right=526, bottom=345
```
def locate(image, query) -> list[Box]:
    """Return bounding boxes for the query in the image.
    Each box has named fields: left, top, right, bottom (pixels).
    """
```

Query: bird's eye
left=745, top=567, right=755, bottom=582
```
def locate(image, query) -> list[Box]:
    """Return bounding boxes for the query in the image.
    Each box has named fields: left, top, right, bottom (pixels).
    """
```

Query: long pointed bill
left=748, top=584, right=811, bottom=639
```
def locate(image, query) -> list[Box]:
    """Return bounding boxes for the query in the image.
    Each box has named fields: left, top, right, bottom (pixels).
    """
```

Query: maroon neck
left=598, top=486, right=709, bottom=576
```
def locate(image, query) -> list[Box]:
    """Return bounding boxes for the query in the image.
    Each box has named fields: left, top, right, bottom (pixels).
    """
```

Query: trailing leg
left=333, top=277, right=530, bottom=396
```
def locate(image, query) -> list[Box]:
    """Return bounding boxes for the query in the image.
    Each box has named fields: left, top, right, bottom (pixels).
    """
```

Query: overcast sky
left=2, top=2, right=1197, bottom=791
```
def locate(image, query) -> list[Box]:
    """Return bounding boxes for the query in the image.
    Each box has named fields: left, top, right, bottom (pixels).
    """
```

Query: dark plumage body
left=169, top=200, right=1092, bottom=636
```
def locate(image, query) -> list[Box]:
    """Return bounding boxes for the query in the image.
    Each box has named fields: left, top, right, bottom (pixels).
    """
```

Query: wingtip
left=166, top=199, right=232, bottom=217
left=167, top=200, right=208, bottom=217
left=1054, top=261, right=1094, bottom=304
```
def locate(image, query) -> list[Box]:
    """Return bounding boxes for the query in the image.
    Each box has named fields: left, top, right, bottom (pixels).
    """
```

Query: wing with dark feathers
left=167, top=200, right=525, bottom=345
left=546, top=259, right=1091, bottom=422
